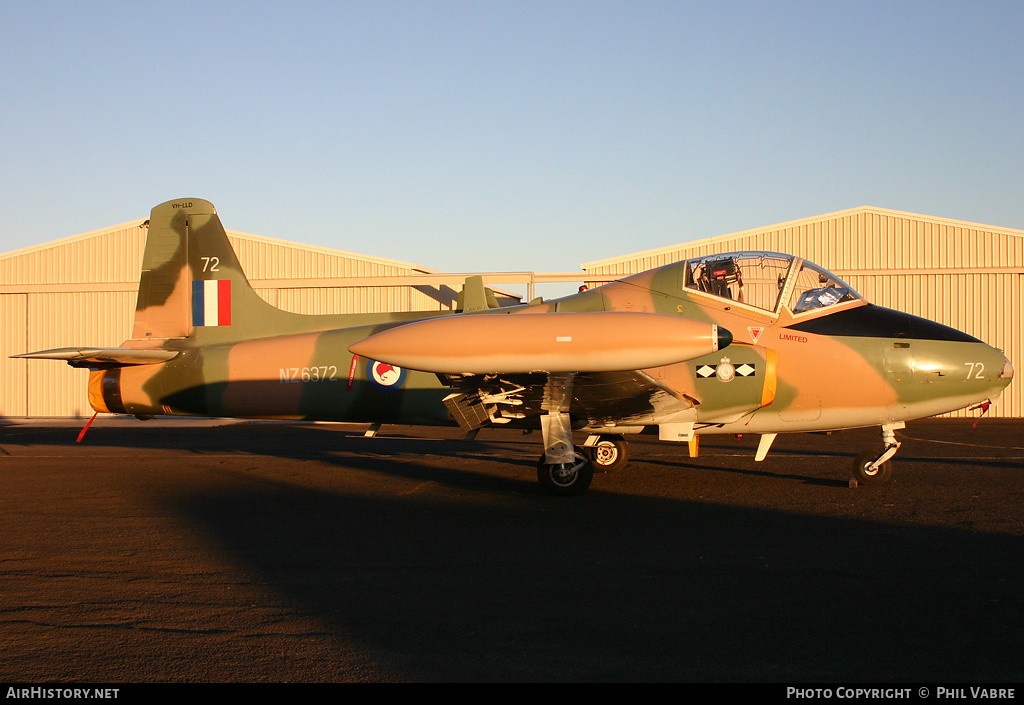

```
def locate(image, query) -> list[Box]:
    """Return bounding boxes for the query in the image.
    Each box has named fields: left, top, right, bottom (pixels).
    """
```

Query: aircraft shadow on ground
left=126, top=423, right=1022, bottom=682
left=6, top=419, right=1023, bottom=681
left=158, top=473, right=1024, bottom=682
left=9, top=415, right=1019, bottom=483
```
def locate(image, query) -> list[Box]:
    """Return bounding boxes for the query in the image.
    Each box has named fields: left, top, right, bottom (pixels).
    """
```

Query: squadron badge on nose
left=696, top=357, right=756, bottom=383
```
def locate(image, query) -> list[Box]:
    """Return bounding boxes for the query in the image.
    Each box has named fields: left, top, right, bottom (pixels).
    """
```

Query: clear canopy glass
left=682, top=252, right=860, bottom=314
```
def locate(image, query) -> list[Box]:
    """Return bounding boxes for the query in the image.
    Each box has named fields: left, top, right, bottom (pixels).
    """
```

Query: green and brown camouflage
left=16, top=199, right=1014, bottom=495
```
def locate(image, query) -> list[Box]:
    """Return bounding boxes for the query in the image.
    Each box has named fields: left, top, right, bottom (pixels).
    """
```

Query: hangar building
left=583, top=206, right=1022, bottom=418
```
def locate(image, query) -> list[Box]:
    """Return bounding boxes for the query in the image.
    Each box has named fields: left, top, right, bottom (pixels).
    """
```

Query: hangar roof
left=582, top=206, right=1024, bottom=274
left=0, top=218, right=442, bottom=287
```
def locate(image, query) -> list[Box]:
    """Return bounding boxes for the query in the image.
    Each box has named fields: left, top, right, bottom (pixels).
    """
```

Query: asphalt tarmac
left=1, top=417, right=1022, bottom=683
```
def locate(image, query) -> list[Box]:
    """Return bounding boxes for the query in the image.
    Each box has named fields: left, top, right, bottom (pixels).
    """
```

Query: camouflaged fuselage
left=75, top=199, right=1011, bottom=438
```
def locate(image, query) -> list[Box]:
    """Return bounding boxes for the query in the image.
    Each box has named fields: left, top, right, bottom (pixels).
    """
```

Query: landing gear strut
left=851, top=422, right=903, bottom=485
left=535, top=374, right=595, bottom=496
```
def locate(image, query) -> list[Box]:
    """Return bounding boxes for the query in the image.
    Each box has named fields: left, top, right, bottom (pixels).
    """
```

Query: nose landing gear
left=851, top=422, right=904, bottom=485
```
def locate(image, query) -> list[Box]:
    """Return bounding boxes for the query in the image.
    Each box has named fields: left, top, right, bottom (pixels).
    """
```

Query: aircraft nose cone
left=1001, top=355, right=1014, bottom=381
left=977, top=346, right=1014, bottom=402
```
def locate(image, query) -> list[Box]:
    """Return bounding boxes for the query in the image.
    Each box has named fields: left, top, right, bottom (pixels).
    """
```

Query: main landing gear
left=851, top=422, right=904, bottom=485
left=536, top=448, right=594, bottom=496
left=536, top=375, right=598, bottom=496
left=536, top=433, right=631, bottom=496
left=582, top=434, right=630, bottom=472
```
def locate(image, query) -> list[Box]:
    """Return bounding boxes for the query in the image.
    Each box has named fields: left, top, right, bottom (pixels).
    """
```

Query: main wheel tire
left=584, top=435, right=629, bottom=473
left=537, top=449, right=594, bottom=496
left=852, top=449, right=892, bottom=485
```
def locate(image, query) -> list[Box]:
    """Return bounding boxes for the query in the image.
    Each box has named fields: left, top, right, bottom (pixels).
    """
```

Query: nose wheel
left=851, top=422, right=903, bottom=485
left=852, top=449, right=893, bottom=484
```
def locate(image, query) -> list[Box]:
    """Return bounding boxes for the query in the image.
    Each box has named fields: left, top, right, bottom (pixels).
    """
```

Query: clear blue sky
left=2, top=1, right=1022, bottom=293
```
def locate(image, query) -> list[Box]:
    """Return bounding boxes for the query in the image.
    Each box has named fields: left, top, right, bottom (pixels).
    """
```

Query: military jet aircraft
left=16, top=198, right=1014, bottom=495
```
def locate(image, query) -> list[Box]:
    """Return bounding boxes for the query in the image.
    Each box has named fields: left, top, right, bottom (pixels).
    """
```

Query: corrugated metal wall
left=1, top=294, right=28, bottom=416
left=584, top=207, right=1024, bottom=417
left=0, top=221, right=463, bottom=417
left=24, top=291, right=137, bottom=417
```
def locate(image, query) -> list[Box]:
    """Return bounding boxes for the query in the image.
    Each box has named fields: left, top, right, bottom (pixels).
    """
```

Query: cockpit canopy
left=683, top=251, right=860, bottom=315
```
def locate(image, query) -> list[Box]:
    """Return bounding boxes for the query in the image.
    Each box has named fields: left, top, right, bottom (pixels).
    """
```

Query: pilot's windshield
left=788, top=261, right=859, bottom=313
left=683, top=252, right=860, bottom=314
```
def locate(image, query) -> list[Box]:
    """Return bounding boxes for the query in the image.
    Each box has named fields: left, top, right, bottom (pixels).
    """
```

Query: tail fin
left=131, top=198, right=285, bottom=343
